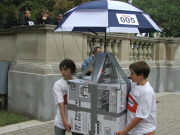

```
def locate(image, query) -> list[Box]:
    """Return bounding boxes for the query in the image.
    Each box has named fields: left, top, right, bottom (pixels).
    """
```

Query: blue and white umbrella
left=55, top=0, right=161, bottom=33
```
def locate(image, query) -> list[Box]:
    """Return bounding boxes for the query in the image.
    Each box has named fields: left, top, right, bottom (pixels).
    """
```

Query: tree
left=0, top=0, right=18, bottom=28
left=133, top=0, right=180, bottom=37
left=0, top=0, right=52, bottom=28
left=18, top=0, right=55, bottom=21
left=52, top=0, right=74, bottom=17
left=0, top=0, right=87, bottom=28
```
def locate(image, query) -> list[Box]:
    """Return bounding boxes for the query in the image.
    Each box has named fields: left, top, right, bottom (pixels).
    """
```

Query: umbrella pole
left=104, top=31, right=107, bottom=52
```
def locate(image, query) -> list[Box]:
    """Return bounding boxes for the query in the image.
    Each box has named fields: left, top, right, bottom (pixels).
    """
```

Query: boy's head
left=129, top=61, right=150, bottom=80
left=92, top=46, right=101, bottom=55
left=57, top=13, right=63, bottom=21
left=59, top=59, right=76, bottom=80
left=24, top=10, right=31, bottom=18
left=42, top=10, right=49, bottom=19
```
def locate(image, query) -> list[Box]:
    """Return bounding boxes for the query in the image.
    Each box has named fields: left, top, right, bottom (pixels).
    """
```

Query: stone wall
left=0, top=25, right=180, bottom=121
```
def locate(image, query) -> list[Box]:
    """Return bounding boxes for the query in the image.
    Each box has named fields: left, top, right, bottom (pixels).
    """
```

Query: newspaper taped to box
left=97, top=83, right=127, bottom=113
left=68, top=79, right=91, bottom=109
left=68, top=80, right=128, bottom=134
left=68, top=110, right=91, bottom=134
left=95, top=114, right=126, bottom=135
left=67, top=53, right=131, bottom=135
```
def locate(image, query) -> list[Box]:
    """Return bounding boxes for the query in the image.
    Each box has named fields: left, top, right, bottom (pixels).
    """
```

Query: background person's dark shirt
left=21, top=17, right=34, bottom=26
left=36, top=16, right=52, bottom=24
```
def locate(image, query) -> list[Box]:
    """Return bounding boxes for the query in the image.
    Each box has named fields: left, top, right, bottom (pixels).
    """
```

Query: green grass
left=0, top=110, right=31, bottom=127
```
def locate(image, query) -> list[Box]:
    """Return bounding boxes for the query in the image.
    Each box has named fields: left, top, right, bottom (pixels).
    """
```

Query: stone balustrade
left=86, top=35, right=180, bottom=62
left=1, top=25, right=180, bottom=63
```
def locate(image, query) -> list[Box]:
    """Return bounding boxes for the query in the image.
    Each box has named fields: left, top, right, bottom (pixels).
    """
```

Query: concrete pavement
left=1, top=92, right=180, bottom=135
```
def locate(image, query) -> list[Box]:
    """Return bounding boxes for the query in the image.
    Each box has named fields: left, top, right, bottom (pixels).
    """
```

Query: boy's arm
left=59, top=103, right=72, bottom=132
left=81, top=58, right=89, bottom=70
left=116, top=117, right=142, bottom=135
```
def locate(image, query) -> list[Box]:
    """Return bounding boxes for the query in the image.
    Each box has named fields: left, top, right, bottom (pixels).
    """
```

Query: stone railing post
left=87, top=37, right=92, bottom=56
left=133, top=41, right=138, bottom=61
left=142, top=42, right=148, bottom=60
left=93, top=38, right=100, bottom=47
left=129, top=40, right=135, bottom=61
left=112, top=39, right=119, bottom=59
left=147, top=42, right=153, bottom=60
left=100, top=39, right=105, bottom=52
left=137, top=41, right=143, bottom=61
left=106, top=39, right=113, bottom=53
left=116, top=40, right=122, bottom=60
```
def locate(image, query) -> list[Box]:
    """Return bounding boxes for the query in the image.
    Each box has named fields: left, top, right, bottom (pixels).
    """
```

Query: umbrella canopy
left=55, top=0, right=161, bottom=33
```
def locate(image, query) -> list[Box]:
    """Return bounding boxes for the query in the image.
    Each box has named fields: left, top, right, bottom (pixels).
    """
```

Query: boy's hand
left=63, top=121, right=72, bottom=132
left=116, top=130, right=127, bottom=135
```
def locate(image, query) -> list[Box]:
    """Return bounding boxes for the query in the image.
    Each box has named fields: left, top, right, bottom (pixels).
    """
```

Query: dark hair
left=129, top=61, right=150, bottom=79
left=129, top=62, right=135, bottom=70
left=24, top=10, right=30, bottom=15
left=93, top=46, right=101, bottom=54
left=42, top=10, right=49, bottom=15
left=58, top=13, right=63, bottom=16
left=59, top=59, right=76, bottom=74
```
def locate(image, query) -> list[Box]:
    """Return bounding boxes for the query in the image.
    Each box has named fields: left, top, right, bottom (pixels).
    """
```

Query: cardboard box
left=95, top=114, right=126, bottom=135
left=67, top=53, right=130, bottom=135
left=68, top=110, right=91, bottom=134
left=68, top=79, right=128, bottom=134
left=68, top=79, right=91, bottom=109
left=68, top=110, right=126, bottom=135
left=97, top=82, right=127, bottom=113
left=68, top=79, right=127, bottom=113
left=68, top=109, right=126, bottom=135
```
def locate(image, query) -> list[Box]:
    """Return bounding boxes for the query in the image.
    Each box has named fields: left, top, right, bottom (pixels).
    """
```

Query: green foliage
left=133, top=0, right=180, bottom=37
left=0, top=111, right=31, bottom=127
left=1, top=0, right=179, bottom=37
left=52, top=0, right=74, bottom=17
left=0, top=0, right=84, bottom=28
left=18, top=0, right=55, bottom=21
left=0, top=1, right=18, bottom=28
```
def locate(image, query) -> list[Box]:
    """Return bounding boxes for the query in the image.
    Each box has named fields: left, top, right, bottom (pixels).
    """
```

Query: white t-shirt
left=53, top=78, right=68, bottom=129
left=127, top=81, right=157, bottom=135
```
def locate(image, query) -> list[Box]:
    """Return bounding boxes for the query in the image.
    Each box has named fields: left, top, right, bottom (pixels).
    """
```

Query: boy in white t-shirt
left=116, top=61, right=157, bottom=135
left=53, top=59, right=83, bottom=135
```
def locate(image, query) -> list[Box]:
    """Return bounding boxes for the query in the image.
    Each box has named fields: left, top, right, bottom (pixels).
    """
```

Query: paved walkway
left=1, top=92, right=180, bottom=135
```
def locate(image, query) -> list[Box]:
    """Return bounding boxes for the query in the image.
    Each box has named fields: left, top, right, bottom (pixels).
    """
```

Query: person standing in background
left=21, top=10, right=34, bottom=26
left=54, top=13, right=63, bottom=25
left=81, top=46, right=102, bottom=76
left=36, top=10, right=52, bottom=24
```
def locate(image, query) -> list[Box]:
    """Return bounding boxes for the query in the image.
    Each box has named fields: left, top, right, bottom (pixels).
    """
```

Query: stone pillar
left=155, top=40, right=166, bottom=60
left=0, top=29, right=16, bottom=61
left=119, top=39, right=131, bottom=61
left=5, top=25, right=87, bottom=121
left=166, top=42, right=178, bottom=61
